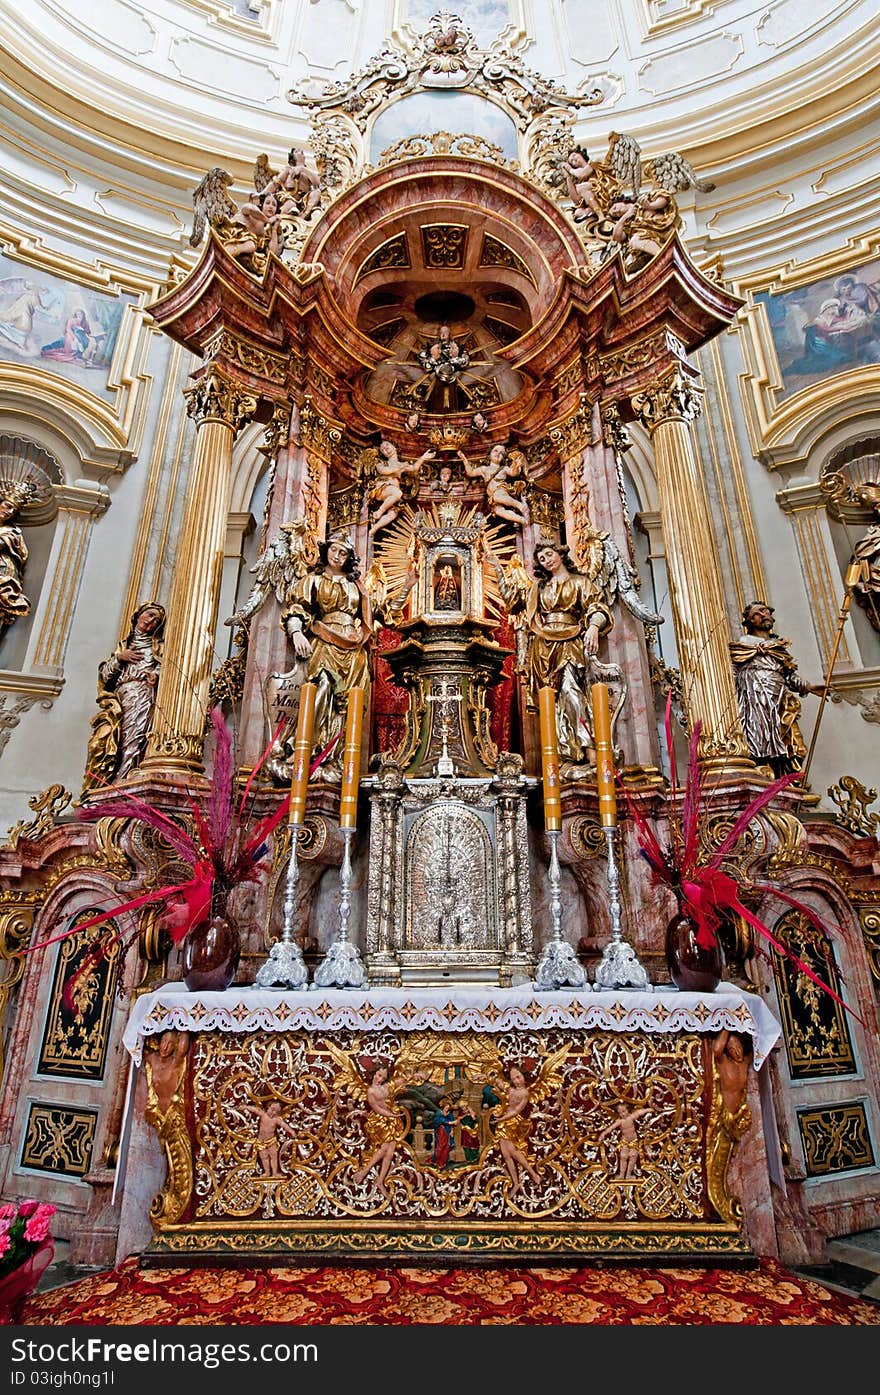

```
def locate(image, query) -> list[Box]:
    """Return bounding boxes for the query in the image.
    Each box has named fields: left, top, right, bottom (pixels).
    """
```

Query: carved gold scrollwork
left=259, top=404, right=292, bottom=460
left=549, top=393, right=594, bottom=460
left=0, top=905, right=35, bottom=1089
left=202, top=329, right=288, bottom=385
left=860, top=907, right=880, bottom=986
left=144, top=1032, right=193, bottom=1228
left=632, top=369, right=703, bottom=429
left=601, top=402, right=632, bottom=454
left=93, top=817, right=135, bottom=879
left=827, top=775, right=880, bottom=838
left=3, top=784, right=73, bottom=851
left=569, top=816, right=605, bottom=859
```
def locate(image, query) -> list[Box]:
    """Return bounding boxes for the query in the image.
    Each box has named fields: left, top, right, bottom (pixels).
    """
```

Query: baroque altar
left=120, top=984, right=781, bottom=1265
left=1, top=10, right=878, bottom=1279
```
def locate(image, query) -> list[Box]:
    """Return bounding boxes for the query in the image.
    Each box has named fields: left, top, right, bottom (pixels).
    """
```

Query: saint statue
left=83, top=602, right=166, bottom=790
left=851, top=482, right=880, bottom=634
left=0, top=482, right=35, bottom=644
left=729, top=601, right=821, bottom=776
left=282, top=530, right=415, bottom=774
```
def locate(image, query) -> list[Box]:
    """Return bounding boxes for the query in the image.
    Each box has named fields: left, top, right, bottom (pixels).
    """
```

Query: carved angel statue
left=253, top=147, right=322, bottom=218
left=325, top=1045, right=411, bottom=1199
left=556, top=130, right=714, bottom=270
left=266, top=523, right=416, bottom=781
left=489, top=1046, right=568, bottom=1199
left=492, top=530, right=661, bottom=772
left=366, top=439, right=435, bottom=538
left=188, top=167, right=237, bottom=248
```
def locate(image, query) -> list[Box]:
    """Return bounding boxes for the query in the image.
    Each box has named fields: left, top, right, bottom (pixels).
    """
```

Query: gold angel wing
left=253, top=153, right=275, bottom=193
left=529, top=1043, right=570, bottom=1105
left=279, top=516, right=321, bottom=578
left=606, top=131, right=642, bottom=195
left=324, top=1041, right=369, bottom=1103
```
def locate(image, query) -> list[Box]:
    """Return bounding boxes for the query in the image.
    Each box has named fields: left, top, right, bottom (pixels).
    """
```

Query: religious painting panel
left=0, top=252, right=134, bottom=399
left=753, top=258, right=880, bottom=400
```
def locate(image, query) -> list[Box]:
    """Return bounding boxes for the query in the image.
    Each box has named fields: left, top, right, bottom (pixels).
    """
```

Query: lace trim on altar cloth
left=123, top=984, right=781, bottom=1069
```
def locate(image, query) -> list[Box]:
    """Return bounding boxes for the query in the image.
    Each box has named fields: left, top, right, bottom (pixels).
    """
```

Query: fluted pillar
left=632, top=368, right=751, bottom=771
left=144, top=371, right=257, bottom=772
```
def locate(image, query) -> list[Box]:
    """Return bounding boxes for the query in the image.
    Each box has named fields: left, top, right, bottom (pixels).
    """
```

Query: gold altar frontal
left=123, top=986, right=780, bottom=1266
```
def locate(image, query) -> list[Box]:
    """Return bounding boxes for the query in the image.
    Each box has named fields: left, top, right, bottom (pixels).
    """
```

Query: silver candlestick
left=314, top=825, right=367, bottom=988
left=534, top=829, right=588, bottom=991
left=254, top=823, right=309, bottom=989
left=593, top=826, right=650, bottom=992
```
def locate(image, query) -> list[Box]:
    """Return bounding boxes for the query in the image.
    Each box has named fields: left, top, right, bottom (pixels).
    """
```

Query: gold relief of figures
left=164, top=1028, right=745, bottom=1230
left=0, top=456, right=54, bottom=646
left=706, top=1030, right=751, bottom=1225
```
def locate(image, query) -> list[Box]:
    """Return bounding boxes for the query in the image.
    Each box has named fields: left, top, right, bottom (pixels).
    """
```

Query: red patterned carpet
left=20, top=1256, right=880, bottom=1325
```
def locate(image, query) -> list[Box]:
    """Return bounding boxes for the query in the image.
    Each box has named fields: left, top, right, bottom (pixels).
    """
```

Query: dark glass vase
left=665, top=908, right=724, bottom=993
left=182, top=898, right=240, bottom=992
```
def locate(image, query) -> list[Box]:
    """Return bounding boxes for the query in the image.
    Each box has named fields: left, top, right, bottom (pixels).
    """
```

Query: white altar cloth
left=122, top=982, right=781, bottom=1069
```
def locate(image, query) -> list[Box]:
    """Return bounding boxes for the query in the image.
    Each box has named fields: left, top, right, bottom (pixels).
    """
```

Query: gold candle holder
left=534, top=685, right=587, bottom=992
left=253, top=681, right=316, bottom=990
left=315, top=687, right=368, bottom=989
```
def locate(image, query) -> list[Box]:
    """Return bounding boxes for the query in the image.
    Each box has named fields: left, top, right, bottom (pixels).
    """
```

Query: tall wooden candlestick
left=534, top=686, right=587, bottom=992
left=315, top=687, right=367, bottom=989
left=253, top=681, right=316, bottom=989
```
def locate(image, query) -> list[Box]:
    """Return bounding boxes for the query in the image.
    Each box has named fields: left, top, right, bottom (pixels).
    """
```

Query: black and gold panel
left=420, top=224, right=468, bottom=269
left=37, top=910, right=121, bottom=1080
left=771, top=911, right=856, bottom=1079
left=479, top=233, right=536, bottom=287
left=797, top=1102, right=876, bottom=1178
left=354, top=232, right=411, bottom=285
left=20, top=1102, right=98, bottom=1179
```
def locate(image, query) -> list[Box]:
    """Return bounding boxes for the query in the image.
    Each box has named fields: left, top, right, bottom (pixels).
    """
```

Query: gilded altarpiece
left=141, top=1025, right=754, bottom=1262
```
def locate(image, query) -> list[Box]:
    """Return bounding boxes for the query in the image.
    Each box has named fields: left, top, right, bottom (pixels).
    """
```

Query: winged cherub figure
left=326, top=1044, right=412, bottom=1200
left=489, top=1045, right=568, bottom=1199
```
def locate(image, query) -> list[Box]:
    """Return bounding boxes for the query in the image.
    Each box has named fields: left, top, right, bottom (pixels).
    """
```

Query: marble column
left=143, top=370, right=257, bottom=773
left=632, top=368, right=751, bottom=771
left=566, top=401, right=662, bottom=774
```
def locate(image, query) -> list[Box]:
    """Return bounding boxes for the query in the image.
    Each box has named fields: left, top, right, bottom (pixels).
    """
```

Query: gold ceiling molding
left=0, top=362, right=144, bottom=468
left=0, top=217, right=166, bottom=298
left=641, top=0, right=721, bottom=38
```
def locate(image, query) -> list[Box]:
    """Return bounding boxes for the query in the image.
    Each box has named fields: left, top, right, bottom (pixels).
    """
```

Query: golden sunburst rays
left=372, top=502, right=517, bottom=622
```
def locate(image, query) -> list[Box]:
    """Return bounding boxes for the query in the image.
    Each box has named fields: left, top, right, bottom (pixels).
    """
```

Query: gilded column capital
left=183, top=372, right=259, bottom=434
left=300, top=396, right=342, bottom=461
left=259, top=403, right=293, bottom=460
left=600, top=402, right=632, bottom=454
left=548, top=393, right=594, bottom=461
left=632, top=370, right=703, bottom=431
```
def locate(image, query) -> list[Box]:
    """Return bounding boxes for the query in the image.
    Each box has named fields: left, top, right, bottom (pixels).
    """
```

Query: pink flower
left=0, top=1219, right=10, bottom=1236
left=23, top=1212, right=52, bottom=1244
left=0, top=1204, right=15, bottom=1221
left=0, top=1232, right=10, bottom=1259
left=17, top=1200, right=39, bottom=1218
